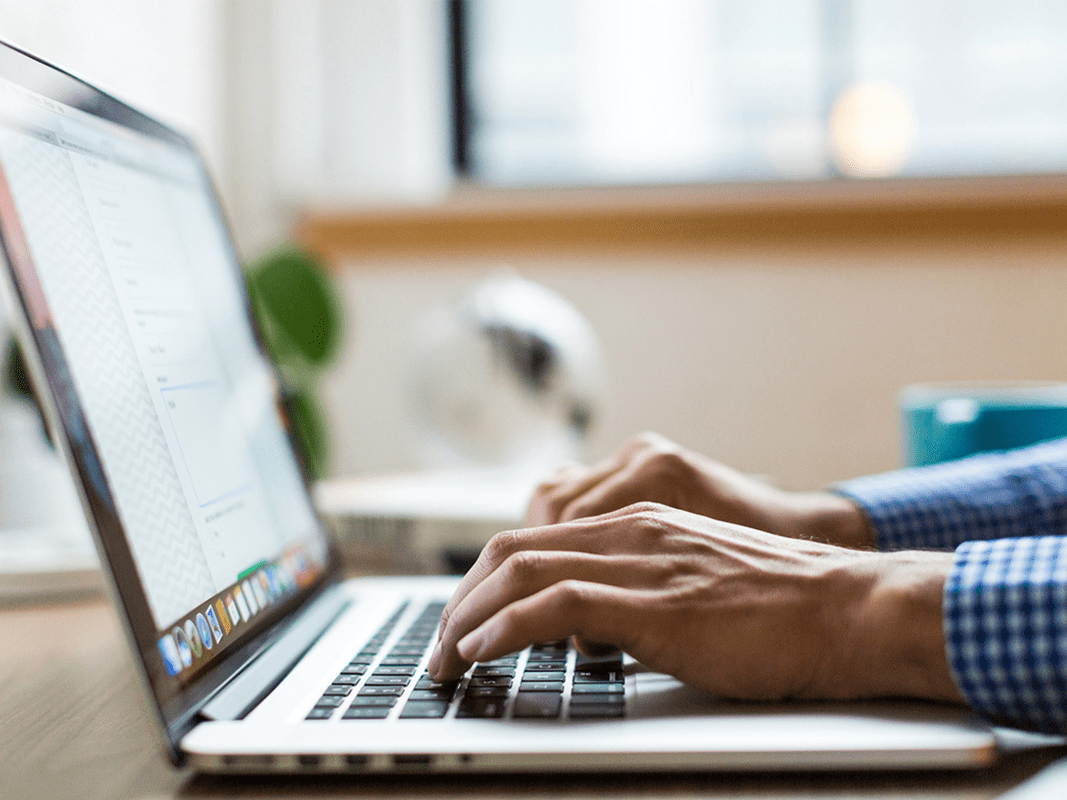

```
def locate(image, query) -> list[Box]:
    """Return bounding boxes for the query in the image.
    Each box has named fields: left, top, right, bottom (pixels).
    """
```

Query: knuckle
left=528, top=486, right=569, bottom=523
left=618, top=503, right=672, bottom=545
left=561, top=496, right=594, bottom=521
left=629, top=430, right=661, bottom=449
left=548, top=578, right=589, bottom=613
left=625, top=500, right=669, bottom=517
left=641, top=447, right=688, bottom=482
left=532, top=476, right=565, bottom=500
left=483, top=529, right=523, bottom=564
left=503, top=550, right=545, bottom=584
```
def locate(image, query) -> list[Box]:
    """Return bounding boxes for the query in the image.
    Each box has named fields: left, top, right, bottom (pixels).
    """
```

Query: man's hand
left=428, top=503, right=963, bottom=704
left=526, top=432, right=874, bottom=549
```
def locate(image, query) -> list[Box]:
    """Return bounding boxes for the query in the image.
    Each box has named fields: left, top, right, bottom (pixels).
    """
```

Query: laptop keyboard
left=306, top=601, right=626, bottom=722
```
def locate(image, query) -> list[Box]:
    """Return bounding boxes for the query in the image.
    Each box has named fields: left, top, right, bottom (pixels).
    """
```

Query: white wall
left=322, top=233, right=1067, bottom=490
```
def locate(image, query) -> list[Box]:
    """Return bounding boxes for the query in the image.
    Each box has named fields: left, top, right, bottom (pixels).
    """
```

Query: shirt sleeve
left=834, top=438, right=1067, bottom=734
left=944, top=536, right=1067, bottom=734
left=833, top=437, right=1067, bottom=551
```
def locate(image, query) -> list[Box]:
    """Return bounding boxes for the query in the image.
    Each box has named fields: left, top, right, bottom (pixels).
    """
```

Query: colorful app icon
left=233, top=585, right=250, bottom=621
left=242, top=579, right=259, bottom=614
left=267, top=565, right=281, bottom=597
left=250, top=576, right=267, bottom=610
left=205, top=606, right=225, bottom=644
left=257, top=570, right=272, bottom=602
left=158, top=633, right=182, bottom=676
left=184, top=619, right=203, bottom=658
left=226, top=592, right=242, bottom=625
left=172, top=625, right=193, bottom=668
left=278, top=558, right=292, bottom=591
left=196, top=612, right=213, bottom=650
left=294, top=552, right=309, bottom=583
left=215, top=599, right=232, bottom=635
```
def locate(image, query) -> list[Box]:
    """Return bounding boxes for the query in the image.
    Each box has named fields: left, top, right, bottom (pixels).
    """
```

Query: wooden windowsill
left=295, top=175, right=1067, bottom=265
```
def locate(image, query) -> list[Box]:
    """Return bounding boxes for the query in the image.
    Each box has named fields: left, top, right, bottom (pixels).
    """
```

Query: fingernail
left=457, top=629, right=485, bottom=662
left=427, top=642, right=442, bottom=676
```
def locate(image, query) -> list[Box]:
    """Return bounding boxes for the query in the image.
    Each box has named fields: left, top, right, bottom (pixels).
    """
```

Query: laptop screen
left=0, top=43, right=332, bottom=715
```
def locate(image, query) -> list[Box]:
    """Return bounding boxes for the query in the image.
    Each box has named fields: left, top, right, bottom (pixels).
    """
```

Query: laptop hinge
left=199, top=585, right=351, bottom=721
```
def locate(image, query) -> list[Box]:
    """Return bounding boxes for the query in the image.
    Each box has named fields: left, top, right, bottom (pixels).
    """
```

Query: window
left=457, top=0, right=1067, bottom=187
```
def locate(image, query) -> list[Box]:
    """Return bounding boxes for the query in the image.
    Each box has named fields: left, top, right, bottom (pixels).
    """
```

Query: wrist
left=819, top=550, right=964, bottom=703
left=790, top=492, right=876, bottom=549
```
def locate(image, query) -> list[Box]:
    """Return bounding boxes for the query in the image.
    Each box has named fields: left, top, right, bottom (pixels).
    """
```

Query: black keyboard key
left=363, top=675, right=410, bottom=686
left=313, top=694, right=346, bottom=708
left=415, top=676, right=459, bottom=691
left=467, top=676, right=512, bottom=688
left=513, top=692, right=562, bottom=719
left=525, top=653, right=566, bottom=662
left=573, top=671, right=623, bottom=683
left=306, top=707, right=335, bottom=720
left=322, top=684, right=354, bottom=696
left=472, top=666, right=514, bottom=677
left=524, top=661, right=567, bottom=672
left=348, top=695, right=398, bottom=707
left=569, top=702, right=625, bottom=718
left=399, top=628, right=436, bottom=639
left=400, top=700, right=450, bottom=719
left=572, top=682, right=624, bottom=695
left=341, top=664, right=368, bottom=675
left=373, top=665, right=418, bottom=676
left=569, top=691, right=624, bottom=704
left=575, top=655, right=623, bottom=672
left=520, top=671, right=564, bottom=682
left=519, top=681, right=564, bottom=693
left=465, top=685, right=509, bottom=698
left=456, top=698, right=506, bottom=718
left=379, top=655, right=423, bottom=666
left=408, top=688, right=455, bottom=701
left=357, top=685, right=405, bottom=697
left=348, top=655, right=375, bottom=665
left=388, top=646, right=428, bottom=656
left=343, top=706, right=391, bottom=719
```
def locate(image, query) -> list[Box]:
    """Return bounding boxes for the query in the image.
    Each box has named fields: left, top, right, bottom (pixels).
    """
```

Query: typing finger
left=553, top=458, right=658, bottom=522
left=455, top=580, right=644, bottom=666
left=437, top=504, right=676, bottom=648
left=431, top=550, right=665, bottom=680
left=525, top=455, right=627, bottom=526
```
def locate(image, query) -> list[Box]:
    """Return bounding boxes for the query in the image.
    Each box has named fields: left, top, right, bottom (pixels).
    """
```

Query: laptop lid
left=0, top=40, right=340, bottom=757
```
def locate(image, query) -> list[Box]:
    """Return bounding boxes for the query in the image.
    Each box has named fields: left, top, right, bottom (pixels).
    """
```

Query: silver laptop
left=0, top=40, right=996, bottom=774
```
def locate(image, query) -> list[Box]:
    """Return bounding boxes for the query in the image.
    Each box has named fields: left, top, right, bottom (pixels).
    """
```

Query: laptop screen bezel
left=0, top=40, right=344, bottom=761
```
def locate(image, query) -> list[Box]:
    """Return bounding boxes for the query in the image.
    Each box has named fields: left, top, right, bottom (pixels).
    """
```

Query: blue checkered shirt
left=835, top=437, right=1067, bottom=733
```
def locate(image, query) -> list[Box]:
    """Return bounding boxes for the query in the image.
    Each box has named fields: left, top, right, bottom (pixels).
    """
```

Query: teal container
left=900, top=383, right=1067, bottom=467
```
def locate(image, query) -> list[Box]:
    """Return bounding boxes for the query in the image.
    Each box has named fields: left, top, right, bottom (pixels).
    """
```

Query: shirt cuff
left=833, top=438, right=1067, bottom=551
left=943, top=537, right=1067, bottom=734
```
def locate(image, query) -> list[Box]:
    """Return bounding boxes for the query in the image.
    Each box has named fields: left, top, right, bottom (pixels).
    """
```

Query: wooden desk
left=3, top=597, right=1065, bottom=800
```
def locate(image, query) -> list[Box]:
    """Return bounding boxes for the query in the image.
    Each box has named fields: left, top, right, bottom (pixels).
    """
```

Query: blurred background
left=4, top=0, right=1067, bottom=491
